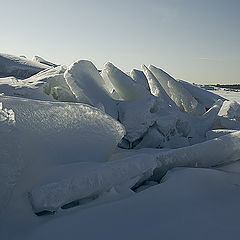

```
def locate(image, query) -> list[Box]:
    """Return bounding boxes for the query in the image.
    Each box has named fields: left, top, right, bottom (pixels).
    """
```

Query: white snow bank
left=25, top=167, right=240, bottom=240
left=103, top=62, right=150, bottom=101
left=179, top=79, right=226, bottom=109
left=0, top=95, right=125, bottom=164
left=0, top=53, right=48, bottom=79
left=64, top=60, right=117, bottom=118
left=30, top=154, right=157, bottom=212
left=149, top=65, right=206, bottom=115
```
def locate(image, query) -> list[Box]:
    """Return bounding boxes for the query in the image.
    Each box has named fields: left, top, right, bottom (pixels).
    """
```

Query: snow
left=30, top=154, right=157, bottom=213
left=24, top=167, right=240, bottom=240
left=0, top=53, right=49, bottom=79
left=1, top=53, right=240, bottom=240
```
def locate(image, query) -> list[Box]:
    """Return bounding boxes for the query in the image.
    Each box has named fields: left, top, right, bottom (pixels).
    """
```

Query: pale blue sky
left=1, top=0, right=239, bottom=84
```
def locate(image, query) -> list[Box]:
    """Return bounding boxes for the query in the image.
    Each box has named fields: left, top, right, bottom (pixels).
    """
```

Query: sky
left=0, top=0, right=239, bottom=84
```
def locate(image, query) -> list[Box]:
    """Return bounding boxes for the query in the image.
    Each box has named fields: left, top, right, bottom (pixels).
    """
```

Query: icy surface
left=0, top=53, right=48, bottom=79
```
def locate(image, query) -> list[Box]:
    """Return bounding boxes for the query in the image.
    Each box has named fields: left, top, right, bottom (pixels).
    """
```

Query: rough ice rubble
left=0, top=53, right=49, bottom=79
left=0, top=66, right=76, bottom=102
left=64, top=60, right=118, bottom=118
left=149, top=65, right=206, bottom=115
left=30, top=154, right=157, bottom=213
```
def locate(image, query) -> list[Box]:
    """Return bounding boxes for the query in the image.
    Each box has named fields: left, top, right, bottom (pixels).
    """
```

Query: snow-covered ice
left=1, top=52, right=240, bottom=240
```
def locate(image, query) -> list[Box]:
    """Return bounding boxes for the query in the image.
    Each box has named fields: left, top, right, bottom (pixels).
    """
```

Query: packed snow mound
left=64, top=60, right=117, bottom=118
left=0, top=95, right=125, bottom=164
left=179, top=79, right=226, bottom=109
left=149, top=65, right=206, bottom=115
left=0, top=53, right=49, bottom=79
left=30, top=154, right=157, bottom=213
left=103, top=62, right=150, bottom=101
left=130, top=69, right=150, bottom=91
left=32, top=56, right=59, bottom=68
left=0, top=66, right=76, bottom=102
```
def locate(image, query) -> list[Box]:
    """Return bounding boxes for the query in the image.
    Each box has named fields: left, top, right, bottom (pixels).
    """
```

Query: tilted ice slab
left=142, top=65, right=177, bottom=110
left=29, top=154, right=157, bottom=212
left=103, top=62, right=150, bottom=101
left=0, top=53, right=48, bottom=79
left=65, top=60, right=117, bottom=118
left=151, top=131, right=240, bottom=180
left=149, top=65, right=206, bottom=115
left=0, top=96, right=125, bottom=164
left=32, top=56, right=59, bottom=68
left=130, top=69, right=150, bottom=91
left=179, top=79, right=226, bottom=109
left=0, top=66, right=75, bottom=102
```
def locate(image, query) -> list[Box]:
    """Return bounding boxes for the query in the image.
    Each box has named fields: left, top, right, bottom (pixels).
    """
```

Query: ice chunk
left=216, top=101, right=240, bottom=130
left=152, top=131, right=240, bottom=180
left=142, top=65, right=177, bottom=110
left=0, top=95, right=125, bottom=164
left=32, top=56, right=59, bottom=68
left=179, top=80, right=226, bottom=109
left=103, top=62, right=150, bottom=101
left=64, top=60, right=117, bottom=118
left=130, top=69, right=150, bottom=91
left=29, top=154, right=157, bottom=212
left=218, top=100, right=240, bottom=119
left=149, top=65, right=205, bottom=115
left=0, top=53, right=48, bottom=79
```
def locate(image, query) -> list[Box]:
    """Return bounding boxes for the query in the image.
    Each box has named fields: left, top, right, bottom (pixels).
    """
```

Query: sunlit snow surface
left=1, top=53, right=240, bottom=240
